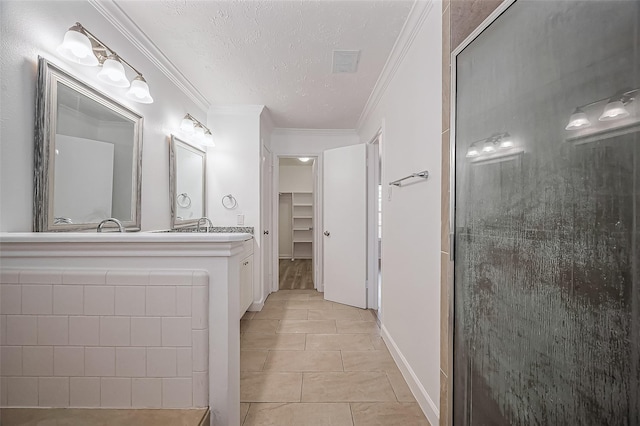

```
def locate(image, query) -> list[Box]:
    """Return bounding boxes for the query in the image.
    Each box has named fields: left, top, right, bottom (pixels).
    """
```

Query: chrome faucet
left=196, top=217, right=213, bottom=232
left=97, top=218, right=125, bottom=233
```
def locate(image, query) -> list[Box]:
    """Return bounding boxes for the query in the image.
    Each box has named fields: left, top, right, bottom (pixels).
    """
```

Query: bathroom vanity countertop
left=0, top=232, right=253, bottom=243
left=162, top=226, right=254, bottom=234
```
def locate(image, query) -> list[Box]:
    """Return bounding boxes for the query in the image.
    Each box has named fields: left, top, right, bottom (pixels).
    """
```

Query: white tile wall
left=54, top=347, right=84, bottom=376
left=116, top=347, right=146, bottom=377
left=39, top=377, right=69, bottom=407
left=115, top=286, right=146, bottom=316
left=131, top=317, right=161, bottom=346
left=84, top=286, right=115, bottom=315
left=53, top=285, right=83, bottom=315
left=70, top=377, right=100, bottom=407
left=101, top=377, right=131, bottom=407
left=99, top=317, right=130, bottom=346
left=23, top=346, right=53, bottom=376
left=147, top=347, right=176, bottom=377
left=146, top=287, right=176, bottom=316
left=37, top=316, right=68, bottom=345
left=162, top=317, right=192, bottom=347
left=1, top=268, right=208, bottom=409
left=162, top=377, right=192, bottom=408
left=85, top=347, right=115, bottom=377
left=22, top=285, right=52, bottom=315
left=132, top=378, right=162, bottom=408
left=69, top=316, right=99, bottom=346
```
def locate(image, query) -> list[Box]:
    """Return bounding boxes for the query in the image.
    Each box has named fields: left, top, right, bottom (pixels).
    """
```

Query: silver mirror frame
left=34, top=57, right=143, bottom=232
left=169, top=135, right=207, bottom=229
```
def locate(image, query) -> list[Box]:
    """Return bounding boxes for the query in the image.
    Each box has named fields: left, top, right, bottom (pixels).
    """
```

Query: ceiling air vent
left=332, top=50, right=361, bottom=73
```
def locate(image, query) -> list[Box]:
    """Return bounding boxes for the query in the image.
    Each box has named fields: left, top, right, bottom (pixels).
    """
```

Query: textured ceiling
left=113, top=0, right=414, bottom=129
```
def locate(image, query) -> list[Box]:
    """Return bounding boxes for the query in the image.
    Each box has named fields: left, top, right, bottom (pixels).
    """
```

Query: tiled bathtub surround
left=0, top=269, right=209, bottom=409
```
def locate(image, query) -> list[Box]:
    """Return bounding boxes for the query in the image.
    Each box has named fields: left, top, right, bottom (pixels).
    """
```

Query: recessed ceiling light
left=298, top=157, right=310, bottom=162
left=332, top=50, right=360, bottom=73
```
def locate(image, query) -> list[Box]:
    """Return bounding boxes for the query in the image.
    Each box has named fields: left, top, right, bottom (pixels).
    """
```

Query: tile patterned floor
left=240, top=290, right=430, bottom=426
left=0, top=408, right=209, bottom=426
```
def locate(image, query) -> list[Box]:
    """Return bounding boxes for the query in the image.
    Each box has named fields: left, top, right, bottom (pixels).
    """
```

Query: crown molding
left=356, top=0, right=434, bottom=132
left=209, top=105, right=266, bottom=116
left=272, top=128, right=358, bottom=137
left=88, top=0, right=211, bottom=112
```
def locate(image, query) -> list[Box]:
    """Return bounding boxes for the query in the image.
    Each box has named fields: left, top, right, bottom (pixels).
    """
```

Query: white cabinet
left=239, top=239, right=254, bottom=317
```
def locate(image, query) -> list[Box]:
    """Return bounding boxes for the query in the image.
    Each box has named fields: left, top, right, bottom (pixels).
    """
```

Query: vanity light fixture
left=565, top=88, right=637, bottom=130
left=180, top=113, right=214, bottom=147
left=466, top=132, right=514, bottom=158
left=57, top=22, right=153, bottom=104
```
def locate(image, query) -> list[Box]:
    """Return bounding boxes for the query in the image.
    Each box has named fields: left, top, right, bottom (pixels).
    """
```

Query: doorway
left=275, top=156, right=317, bottom=291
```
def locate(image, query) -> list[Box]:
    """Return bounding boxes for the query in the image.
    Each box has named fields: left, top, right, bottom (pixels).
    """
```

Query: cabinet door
left=240, top=255, right=254, bottom=316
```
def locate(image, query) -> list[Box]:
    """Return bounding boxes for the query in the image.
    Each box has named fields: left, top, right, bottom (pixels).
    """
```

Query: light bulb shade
left=482, top=141, right=496, bottom=153
left=202, top=133, right=216, bottom=147
left=599, top=100, right=630, bottom=121
left=97, top=56, right=130, bottom=88
left=180, top=117, right=195, bottom=134
left=565, top=109, right=591, bottom=130
left=498, top=133, right=514, bottom=148
left=466, top=146, right=480, bottom=158
left=57, top=27, right=98, bottom=66
left=126, top=76, right=153, bottom=104
left=194, top=125, right=205, bottom=140
left=298, top=157, right=310, bottom=162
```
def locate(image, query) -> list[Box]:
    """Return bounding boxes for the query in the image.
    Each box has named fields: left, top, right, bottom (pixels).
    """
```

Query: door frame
left=446, top=0, right=519, bottom=423
left=366, top=127, right=383, bottom=311
left=260, top=143, right=273, bottom=307
left=271, top=154, right=322, bottom=293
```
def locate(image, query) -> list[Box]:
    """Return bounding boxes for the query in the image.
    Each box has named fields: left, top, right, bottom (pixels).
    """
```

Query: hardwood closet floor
left=279, top=259, right=314, bottom=290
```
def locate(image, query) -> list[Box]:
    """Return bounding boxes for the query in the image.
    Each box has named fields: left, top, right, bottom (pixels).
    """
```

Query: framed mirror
left=169, top=135, right=206, bottom=228
left=34, top=57, right=143, bottom=232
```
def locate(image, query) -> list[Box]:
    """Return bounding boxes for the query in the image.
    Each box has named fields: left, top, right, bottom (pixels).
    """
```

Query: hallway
left=239, top=290, right=429, bottom=425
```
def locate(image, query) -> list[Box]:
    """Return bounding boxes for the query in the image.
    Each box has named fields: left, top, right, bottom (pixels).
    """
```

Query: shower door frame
left=446, top=0, right=518, bottom=423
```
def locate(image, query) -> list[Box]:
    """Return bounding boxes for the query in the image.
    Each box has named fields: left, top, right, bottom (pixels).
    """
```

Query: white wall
left=0, top=0, right=207, bottom=232
left=271, top=129, right=359, bottom=156
left=357, top=1, right=442, bottom=423
left=279, top=164, right=313, bottom=193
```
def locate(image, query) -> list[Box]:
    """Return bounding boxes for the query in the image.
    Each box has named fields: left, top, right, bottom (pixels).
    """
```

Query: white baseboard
left=248, top=298, right=265, bottom=311
left=381, top=324, right=439, bottom=426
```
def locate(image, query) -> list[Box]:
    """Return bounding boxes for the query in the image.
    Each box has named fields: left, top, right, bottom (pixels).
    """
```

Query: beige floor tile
left=308, top=293, right=325, bottom=300
left=305, top=334, right=375, bottom=351
left=308, top=309, right=361, bottom=320
left=263, top=350, right=343, bottom=372
left=285, top=300, right=335, bottom=310
left=336, top=320, right=381, bottom=334
left=342, top=351, right=399, bottom=372
left=262, top=300, right=291, bottom=310
left=277, top=289, right=319, bottom=295
left=331, top=302, right=366, bottom=311
left=301, top=372, right=397, bottom=402
left=0, top=408, right=208, bottom=426
left=242, top=311, right=256, bottom=320
left=253, top=309, right=308, bottom=320
left=241, top=350, right=269, bottom=371
left=240, top=372, right=303, bottom=402
left=277, top=319, right=337, bottom=334
left=386, top=371, right=416, bottom=402
left=350, top=402, right=429, bottom=425
left=359, top=309, right=378, bottom=322
left=241, top=403, right=251, bottom=424
left=244, top=403, right=353, bottom=426
left=266, top=292, right=311, bottom=301
left=369, top=335, right=387, bottom=350
left=243, top=319, right=280, bottom=334
left=241, top=333, right=306, bottom=351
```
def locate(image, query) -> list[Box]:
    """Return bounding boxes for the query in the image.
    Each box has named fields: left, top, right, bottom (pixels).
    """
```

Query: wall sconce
left=57, top=22, right=153, bottom=104
left=180, top=113, right=214, bottom=147
left=565, top=88, right=637, bottom=130
left=466, top=132, right=515, bottom=158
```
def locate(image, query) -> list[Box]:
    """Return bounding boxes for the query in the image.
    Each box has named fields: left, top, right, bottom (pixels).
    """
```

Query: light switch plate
left=237, top=214, right=245, bottom=225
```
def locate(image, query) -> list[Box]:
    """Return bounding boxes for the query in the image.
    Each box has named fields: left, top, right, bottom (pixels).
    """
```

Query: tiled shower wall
left=0, top=269, right=209, bottom=409
left=440, top=0, right=505, bottom=424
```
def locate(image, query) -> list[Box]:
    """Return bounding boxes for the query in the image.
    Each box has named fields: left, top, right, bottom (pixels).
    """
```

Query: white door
left=261, top=145, right=273, bottom=297
left=323, top=144, right=367, bottom=309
